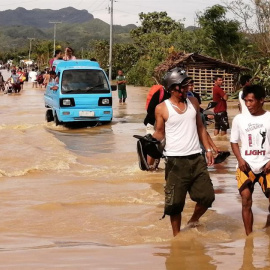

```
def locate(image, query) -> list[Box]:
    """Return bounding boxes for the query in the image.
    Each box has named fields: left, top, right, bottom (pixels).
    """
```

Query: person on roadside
left=230, top=84, right=270, bottom=235
left=37, top=71, right=45, bottom=88
left=17, top=67, right=25, bottom=90
left=238, top=75, right=252, bottom=114
left=144, top=84, right=170, bottom=170
left=153, top=67, right=215, bottom=236
left=49, top=49, right=62, bottom=70
left=63, top=47, right=76, bottom=61
left=213, top=75, right=229, bottom=136
left=43, top=69, right=50, bottom=88
left=24, top=69, right=29, bottom=82
left=0, top=71, right=5, bottom=91
left=6, top=69, right=21, bottom=93
left=116, top=70, right=127, bottom=104
left=187, top=79, right=201, bottom=104
left=28, top=68, right=38, bottom=88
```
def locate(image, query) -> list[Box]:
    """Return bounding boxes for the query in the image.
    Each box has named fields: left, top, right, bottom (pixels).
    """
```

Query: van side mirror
left=111, top=85, right=117, bottom=91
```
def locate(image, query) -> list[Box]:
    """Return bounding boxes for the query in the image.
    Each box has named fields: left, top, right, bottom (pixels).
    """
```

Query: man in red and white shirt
left=231, top=84, right=270, bottom=235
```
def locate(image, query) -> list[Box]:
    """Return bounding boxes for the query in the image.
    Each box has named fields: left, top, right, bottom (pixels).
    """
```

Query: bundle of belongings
left=133, top=134, right=163, bottom=171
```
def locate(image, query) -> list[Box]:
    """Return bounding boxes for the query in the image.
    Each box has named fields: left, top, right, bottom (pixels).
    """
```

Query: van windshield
left=61, top=69, right=110, bottom=94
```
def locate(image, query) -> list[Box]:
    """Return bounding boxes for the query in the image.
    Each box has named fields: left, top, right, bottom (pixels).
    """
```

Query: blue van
left=44, top=60, right=116, bottom=125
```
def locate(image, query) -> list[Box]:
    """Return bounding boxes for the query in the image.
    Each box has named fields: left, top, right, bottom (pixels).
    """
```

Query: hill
left=0, top=8, right=137, bottom=54
left=0, top=7, right=94, bottom=28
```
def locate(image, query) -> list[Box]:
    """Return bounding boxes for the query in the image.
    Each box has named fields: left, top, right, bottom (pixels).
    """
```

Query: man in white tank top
left=153, top=68, right=215, bottom=236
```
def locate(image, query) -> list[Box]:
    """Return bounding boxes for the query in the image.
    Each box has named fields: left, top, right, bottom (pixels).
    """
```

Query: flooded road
left=0, top=69, right=270, bottom=269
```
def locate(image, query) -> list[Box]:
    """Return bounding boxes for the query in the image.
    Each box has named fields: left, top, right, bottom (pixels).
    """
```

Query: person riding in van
left=49, top=71, right=59, bottom=91
left=62, top=73, right=73, bottom=91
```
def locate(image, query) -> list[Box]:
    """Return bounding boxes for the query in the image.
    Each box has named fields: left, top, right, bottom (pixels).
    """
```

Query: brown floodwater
left=0, top=69, right=270, bottom=269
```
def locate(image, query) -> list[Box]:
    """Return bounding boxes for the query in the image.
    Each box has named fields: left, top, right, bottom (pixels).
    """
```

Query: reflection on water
left=164, top=238, right=216, bottom=270
left=241, top=237, right=257, bottom=270
left=154, top=230, right=270, bottom=270
left=214, top=232, right=270, bottom=270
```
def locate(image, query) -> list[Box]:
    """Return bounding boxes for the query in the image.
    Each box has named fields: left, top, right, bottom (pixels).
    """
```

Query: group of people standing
left=2, top=47, right=77, bottom=93
left=0, top=67, right=28, bottom=93
left=142, top=67, right=270, bottom=237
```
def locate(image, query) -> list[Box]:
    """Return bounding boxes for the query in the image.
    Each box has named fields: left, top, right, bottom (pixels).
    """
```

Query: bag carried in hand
left=133, top=134, right=163, bottom=171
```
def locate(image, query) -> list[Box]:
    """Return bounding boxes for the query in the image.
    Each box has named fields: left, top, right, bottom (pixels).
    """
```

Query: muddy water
left=0, top=69, right=270, bottom=269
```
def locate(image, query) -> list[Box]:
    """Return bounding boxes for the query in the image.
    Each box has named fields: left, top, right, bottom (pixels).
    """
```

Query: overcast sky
left=0, top=0, right=247, bottom=26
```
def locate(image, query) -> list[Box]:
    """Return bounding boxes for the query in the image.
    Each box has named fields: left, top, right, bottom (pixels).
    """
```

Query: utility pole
left=27, top=38, right=35, bottom=60
left=81, top=47, right=84, bottom=59
left=108, top=0, right=114, bottom=81
left=49, top=21, right=62, bottom=57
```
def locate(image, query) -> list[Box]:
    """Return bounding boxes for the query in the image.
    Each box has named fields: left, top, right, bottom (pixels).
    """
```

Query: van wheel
left=54, top=113, right=60, bottom=126
left=45, top=110, right=54, bottom=122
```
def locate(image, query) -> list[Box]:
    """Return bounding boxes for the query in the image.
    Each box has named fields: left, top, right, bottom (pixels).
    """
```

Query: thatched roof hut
left=155, top=52, right=249, bottom=96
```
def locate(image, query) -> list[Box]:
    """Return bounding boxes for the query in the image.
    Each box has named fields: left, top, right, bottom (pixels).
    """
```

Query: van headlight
left=98, top=97, right=112, bottom=106
left=102, top=98, right=110, bottom=105
left=60, top=98, right=75, bottom=107
left=63, top=99, right=71, bottom=106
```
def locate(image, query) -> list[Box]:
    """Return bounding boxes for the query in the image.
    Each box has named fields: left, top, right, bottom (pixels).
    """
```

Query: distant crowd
left=0, top=47, right=80, bottom=94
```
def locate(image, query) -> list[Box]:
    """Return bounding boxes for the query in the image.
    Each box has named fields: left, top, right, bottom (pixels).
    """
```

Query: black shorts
left=12, top=83, right=21, bottom=92
left=214, top=111, right=229, bottom=131
left=164, top=154, right=215, bottom=216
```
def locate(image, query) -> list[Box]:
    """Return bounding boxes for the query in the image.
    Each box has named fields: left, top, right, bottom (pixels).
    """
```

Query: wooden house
left=154, top=52, right=250, bottom=96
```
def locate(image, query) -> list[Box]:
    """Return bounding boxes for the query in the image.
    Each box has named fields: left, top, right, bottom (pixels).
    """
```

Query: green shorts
left=118, top=89, right=127, bottom=99
left=164, top=154, right=215, bottom=216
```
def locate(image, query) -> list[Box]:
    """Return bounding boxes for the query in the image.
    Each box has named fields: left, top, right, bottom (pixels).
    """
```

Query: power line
left=83, top=0, right=107, bottom=14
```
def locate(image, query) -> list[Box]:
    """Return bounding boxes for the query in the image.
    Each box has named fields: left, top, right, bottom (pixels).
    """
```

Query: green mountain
left=0, top=8, right=136, bottom=54
left=0, top=7, right=94, bottom=28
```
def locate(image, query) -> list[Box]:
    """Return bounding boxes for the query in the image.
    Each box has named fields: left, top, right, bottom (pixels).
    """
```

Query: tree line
left=1, top=1, right=270, bottom=91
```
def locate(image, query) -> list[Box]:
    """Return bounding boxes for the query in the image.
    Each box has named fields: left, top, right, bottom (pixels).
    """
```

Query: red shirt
left=213, top=85, right=227, bottom=113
